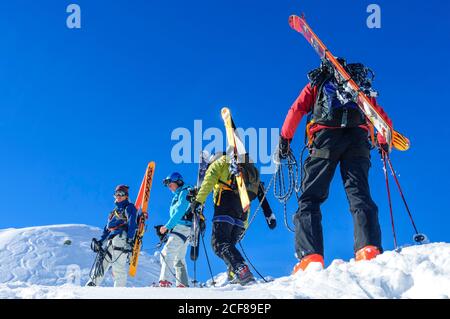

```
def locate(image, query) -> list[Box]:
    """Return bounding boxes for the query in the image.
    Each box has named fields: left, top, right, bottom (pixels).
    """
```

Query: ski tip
left=221, top=107, right=231, bottom=119
left=392, top=131, right=410, bottom=151
left=288, top=14, right=303, bottom=31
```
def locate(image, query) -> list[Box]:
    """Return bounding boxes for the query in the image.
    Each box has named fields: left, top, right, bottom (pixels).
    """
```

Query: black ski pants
left=211, top=190, right=246, bottom=272
left=294, top=127, right=382, bottom=258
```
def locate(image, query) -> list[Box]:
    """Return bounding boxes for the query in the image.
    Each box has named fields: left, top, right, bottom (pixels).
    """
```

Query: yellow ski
left=221, top=107, right=251, bottom=213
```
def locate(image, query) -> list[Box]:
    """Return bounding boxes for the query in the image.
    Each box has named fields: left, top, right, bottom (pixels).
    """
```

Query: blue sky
left=1, top=0, right=449, bottom=281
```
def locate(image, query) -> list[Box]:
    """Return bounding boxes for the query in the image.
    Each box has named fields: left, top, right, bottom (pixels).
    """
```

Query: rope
left=238, top=173, right=276, bottom=241
left=238, top=241, right=268, bottom=283
left=274, top=150, right=301, bottom=233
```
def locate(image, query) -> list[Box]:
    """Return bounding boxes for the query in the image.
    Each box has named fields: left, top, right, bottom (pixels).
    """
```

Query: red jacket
left=281, top=83, right=392, bottom=140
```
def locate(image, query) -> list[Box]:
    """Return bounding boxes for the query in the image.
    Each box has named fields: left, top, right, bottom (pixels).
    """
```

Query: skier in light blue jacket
left=158, top=172, right=193, bottom=287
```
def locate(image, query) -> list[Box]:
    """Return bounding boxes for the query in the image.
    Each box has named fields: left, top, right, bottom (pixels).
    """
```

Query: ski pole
left=385, top=154, right=427, bottom=243
left=200, top=227, right=216, bottom=286
left=381, top=151, right=398, bottom=249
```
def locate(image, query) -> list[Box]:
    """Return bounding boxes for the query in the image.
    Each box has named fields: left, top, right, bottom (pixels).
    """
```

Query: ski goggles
left=162, top=178, right=172, bottom=187
left=114, top=191, right=128, bottom=197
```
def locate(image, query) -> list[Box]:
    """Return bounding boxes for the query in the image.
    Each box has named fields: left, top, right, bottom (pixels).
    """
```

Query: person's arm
left=125, top=204, right=138, bottom=240
left=164, top=188, right=191, bottom=230
left=99, top=225, right=110, bottom=243
left=281, top=83, right=317, bottom=140
left=195, top=159, right=223, bottom=205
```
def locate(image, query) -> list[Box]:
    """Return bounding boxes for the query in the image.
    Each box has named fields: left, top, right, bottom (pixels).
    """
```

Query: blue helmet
left=163, top=172, right=184, bottom=187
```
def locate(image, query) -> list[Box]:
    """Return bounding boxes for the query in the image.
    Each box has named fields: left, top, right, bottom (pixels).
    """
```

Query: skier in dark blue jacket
left=86, top=184, right=138, bottom=287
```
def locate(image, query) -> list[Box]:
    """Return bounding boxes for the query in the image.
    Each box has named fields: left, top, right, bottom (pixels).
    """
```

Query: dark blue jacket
left=100, top=199, right=138, bottom=242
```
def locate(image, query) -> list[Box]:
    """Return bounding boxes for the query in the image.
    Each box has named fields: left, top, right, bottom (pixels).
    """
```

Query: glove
left=90, top=238, right=102, bottom=253
left=154, top=225, right=169, bottom=245
left=266, top=213, right=277, bottom=230
left=377, top=132, right=390, bottom=153
left=186, top=187, right=198, bottom=203
left=278, top=135, right=292, bottom=160
left=126, top=238, right=134, bottom=250
left=190, top=201, right=203, bottom=214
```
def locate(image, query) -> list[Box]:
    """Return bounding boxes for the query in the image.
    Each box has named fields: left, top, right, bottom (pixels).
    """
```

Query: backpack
left=237, top=161, right=260, bottom=201
left=217, top=153, right=261, bottom=202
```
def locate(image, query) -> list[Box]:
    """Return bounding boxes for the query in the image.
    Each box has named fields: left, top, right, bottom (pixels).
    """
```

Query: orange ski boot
left=292, top=254, right=324, bottom=274
left=355, top=245, right=381, bottom=261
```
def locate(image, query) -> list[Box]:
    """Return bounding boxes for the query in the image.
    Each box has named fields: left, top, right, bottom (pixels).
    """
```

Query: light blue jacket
left=164, top=185, right=193, bottom=230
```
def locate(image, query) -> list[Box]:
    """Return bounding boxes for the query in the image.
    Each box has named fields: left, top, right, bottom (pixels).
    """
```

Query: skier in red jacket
left=278, top=59, right=390, bottom=273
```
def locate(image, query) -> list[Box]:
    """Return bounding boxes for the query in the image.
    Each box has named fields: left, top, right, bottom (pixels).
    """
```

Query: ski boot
left=227, top=266, right=239, bottom=284
left=85, top=281, right=96, bottom=287
left=292, top=254, right=324, bottom=274
left=235, top=265, right=256, bottom=286
left=355, top=245, right=380, bottom=261
left=159, top=280, right=173, bottom=287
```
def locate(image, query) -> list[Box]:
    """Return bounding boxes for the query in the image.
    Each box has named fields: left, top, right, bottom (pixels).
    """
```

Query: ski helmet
left=115, top=184, right=129, bottom=196
left=163, top=172, right=184, bottom=187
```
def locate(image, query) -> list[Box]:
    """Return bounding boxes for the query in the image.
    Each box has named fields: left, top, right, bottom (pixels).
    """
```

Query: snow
left=0, top=224, right=160, bottom=287
left=1, top=224, right=449, bottom=299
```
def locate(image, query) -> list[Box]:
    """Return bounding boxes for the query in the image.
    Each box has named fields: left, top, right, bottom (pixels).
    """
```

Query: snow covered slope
left=0, top=225, right=449, bottom=299
left=0, top=224, right=160, bottom=287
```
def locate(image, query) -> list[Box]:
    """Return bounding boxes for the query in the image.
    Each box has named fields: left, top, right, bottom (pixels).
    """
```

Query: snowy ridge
left=0, top=225, right=449, bottom=298
left=0, top=224, right=160, bottom=287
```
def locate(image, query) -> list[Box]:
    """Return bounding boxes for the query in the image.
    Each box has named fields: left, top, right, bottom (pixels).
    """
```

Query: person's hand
left=90, top=238, right=102, bottom=253
left=377, top=132, right=390, bottom=153
left=190, top=201, right=202, bottom=214
left=278, top=135, right=292, bottom=160
left=160, top=226, right=168, bottom=234
left=266, top=213, right=277, bottom=230
left=186, top=188, right=198, bottom=203
left=126, top=238, right=134, bottom=250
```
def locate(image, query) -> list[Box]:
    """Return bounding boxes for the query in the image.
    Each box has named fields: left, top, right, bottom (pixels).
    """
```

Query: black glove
left=154, top=225, right=169, bottom=244
left=186, top=187, right=198, bottom=203
left=190, top=201, right=203, bottom=214
left=266, top=214, right=277, bottom=230
left=126, top=238, right=135, bottom=250
left=90, top=238, right=102, bottom=253
left=278, top=135, right=292, bottom=160
left=376, top=132, right=390, bottom=154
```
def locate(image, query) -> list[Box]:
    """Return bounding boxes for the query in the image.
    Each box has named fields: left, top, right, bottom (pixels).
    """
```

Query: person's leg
left=88, top=241, right=113, bottom=287
left=211, top=221, right=245, bottom=271
left=340, top=156, right=382, bottom=253
left=294, top=156, right=339, bottom=258
left=172, top=225, right=191, bottom=287
left=111, top=233, right=128, bottom=287
left=159, top=234, right=183, bottom=286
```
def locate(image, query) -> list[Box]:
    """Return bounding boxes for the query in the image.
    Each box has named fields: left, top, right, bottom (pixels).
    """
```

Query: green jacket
left=195, top=155, right=233, bottom=205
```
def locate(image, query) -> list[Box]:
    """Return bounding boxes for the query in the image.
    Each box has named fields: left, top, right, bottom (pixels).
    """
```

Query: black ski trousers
left=294, top=127, right=382, bottom=258
left=211, top=190, right=246, bottom=272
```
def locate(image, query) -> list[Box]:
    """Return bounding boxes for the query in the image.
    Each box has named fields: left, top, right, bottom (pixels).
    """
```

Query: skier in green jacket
left=192, top=152, right=256, bottom=286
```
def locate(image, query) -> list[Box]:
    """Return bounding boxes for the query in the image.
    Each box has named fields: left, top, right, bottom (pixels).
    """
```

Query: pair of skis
left=288, top=14, right=410, bottom=153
